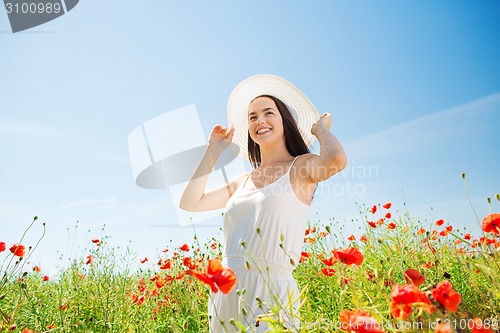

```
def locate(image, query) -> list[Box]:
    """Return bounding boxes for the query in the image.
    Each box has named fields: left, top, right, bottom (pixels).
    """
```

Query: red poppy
left=360, top=235, right=368, bottom=243
left=348, top=235, right=356, bottom=241
left=43, top=275, right=49, bottom=281
left=482, top=213, right=500, bottom=234
left=416, top=228, right=426, bottom=236
left=191, top=259, right=237, bottom=294
left=140, top=257, right=148, bottom=264
left=368, top=221, right=377, bottom=228
left=435, top=323, right=452, bottom=333
left=340, top=309, right=385, bottom=333
left=59, top=304, right=67, bottom=311
left=33, top=265, right=41, bottom=273
left=332, top=247, right=364, bottom=266
left=0, top=242, right=5, bottom=252
left=404, top=268, right=424, bottom=287
left=321, top=267, right=336, bottom=276
left=376, top=218, right=385, bottom=226
left=91, top=238, right=100, bottom=244
left=322, top=256, right=337, bottom=266
left=47, top=323, right=56, bottom=330
left=391, top=284, right=433, bottom=319
left=431, top=280, right=461, bottom=312
left=383, top=202, right=392, bottom=209
left=158, top=258, right=172, bottom=270
left=471, top=317, right=494, bottom=333
left=387, top=222, right=396, bottom=230
left=9, top=244, right=26, bottom=257
left=464, top=233, right=471, bottom=240
left=85, top=255, right=93, bottom=265
left=370, top=205, right=377, bottom=214
left=391, top=284, right=423, bottom=305
left=435, top=219, right=445, bottom=226
left=21, top=329, right=34, bottom=333
left=385, top=212, right=391, bottom=219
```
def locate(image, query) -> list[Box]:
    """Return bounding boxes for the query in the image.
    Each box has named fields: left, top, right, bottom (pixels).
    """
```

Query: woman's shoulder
left=227, top=172, right=250, bottom=193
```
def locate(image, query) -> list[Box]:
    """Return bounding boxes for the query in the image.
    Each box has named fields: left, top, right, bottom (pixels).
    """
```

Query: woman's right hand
left=208, top=125, right=234, bottom=151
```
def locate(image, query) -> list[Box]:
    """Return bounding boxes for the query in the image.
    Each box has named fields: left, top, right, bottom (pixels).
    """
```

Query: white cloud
left=344, top=92, right=500, bottom=160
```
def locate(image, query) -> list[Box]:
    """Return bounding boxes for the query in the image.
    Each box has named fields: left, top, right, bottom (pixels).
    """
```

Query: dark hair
left=247, top=95, right=310, bottom=169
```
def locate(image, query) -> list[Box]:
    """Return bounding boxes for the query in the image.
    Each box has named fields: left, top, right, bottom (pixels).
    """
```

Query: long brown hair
left=247, top=95, right=310, bottom=169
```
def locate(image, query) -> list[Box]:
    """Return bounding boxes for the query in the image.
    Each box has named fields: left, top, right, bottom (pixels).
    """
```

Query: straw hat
left=227, top=74, right=319, bottom=160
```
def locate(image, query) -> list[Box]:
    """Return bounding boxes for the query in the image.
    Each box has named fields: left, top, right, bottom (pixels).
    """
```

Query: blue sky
left=1, top=1, right=499, bottom=274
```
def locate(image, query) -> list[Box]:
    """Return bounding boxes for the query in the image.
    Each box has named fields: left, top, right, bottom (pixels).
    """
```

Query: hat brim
left=227, top=74, right=319, bottom=160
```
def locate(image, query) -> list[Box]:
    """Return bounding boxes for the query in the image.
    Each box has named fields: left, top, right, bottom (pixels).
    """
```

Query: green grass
left=1, top=201, right=499, bottom=333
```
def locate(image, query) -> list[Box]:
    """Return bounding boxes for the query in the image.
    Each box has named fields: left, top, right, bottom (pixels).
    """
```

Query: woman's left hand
left=311, top=113, right=332, bottom=135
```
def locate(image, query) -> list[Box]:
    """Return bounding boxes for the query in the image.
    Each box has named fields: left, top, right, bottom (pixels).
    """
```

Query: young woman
left=180, top=74, right=347, bottom=332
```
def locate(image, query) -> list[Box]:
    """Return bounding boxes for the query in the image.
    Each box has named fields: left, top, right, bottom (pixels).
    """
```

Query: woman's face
left=247, top=96, right=284, bottom=147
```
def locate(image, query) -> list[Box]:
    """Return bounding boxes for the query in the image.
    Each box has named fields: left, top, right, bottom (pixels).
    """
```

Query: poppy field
left=1, top=197, right=499, bottom=333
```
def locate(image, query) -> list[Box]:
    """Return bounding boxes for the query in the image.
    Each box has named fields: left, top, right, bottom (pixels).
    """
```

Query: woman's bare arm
left=179, top=125, right=239, bottom=212
left=304, top=113, right=347, bottom=183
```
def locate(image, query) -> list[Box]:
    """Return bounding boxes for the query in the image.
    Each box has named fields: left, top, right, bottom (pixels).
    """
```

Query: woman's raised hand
left=311, top=113, right=332, bottom=135
left=208, top=125, right=234, bottom=151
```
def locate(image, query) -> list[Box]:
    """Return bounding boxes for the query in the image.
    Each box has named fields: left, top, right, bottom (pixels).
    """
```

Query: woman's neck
left=258, top=145, right=294, bottom=168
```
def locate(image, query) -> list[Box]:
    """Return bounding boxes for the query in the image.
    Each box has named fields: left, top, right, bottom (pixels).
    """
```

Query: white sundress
left=209, top=157, right=310, bottom=332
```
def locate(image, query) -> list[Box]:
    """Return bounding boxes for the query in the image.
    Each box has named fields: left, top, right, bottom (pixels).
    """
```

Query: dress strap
left=286, top=156, right=300, bottom=174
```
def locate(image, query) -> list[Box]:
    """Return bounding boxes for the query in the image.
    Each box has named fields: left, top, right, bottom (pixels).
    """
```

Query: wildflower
left=383, top=202, right=392, bottom=209
left=435, top=323, right=452, bottom=333
left=33, top=265, right=41, bottom=272
left=0, top=241, right=5, bottom=252
left=424, top=261, right=434, bottom=269
left=191, top=259, right=237, bottom=294
left=439, top=229, right=450, bottom=237
left=43, top=275, right=49, bottom=281
left=91, top=238, right=100, bottom=244
left=390, top=284, right=434, bottom=319
left=431, top=280, right=461, bottom=312
left=348, top=235, right=356, bottom=241
left=360, top=235, right=368, bottom=243
left=9, top=243, right=26, bottom=257
left=59, top=304, right=67, bottom=311
left=416, top=228, right=426, bottom=236
left=131, top=294, right=145, bottom=305
left=482, top=213, right=500, bottom=234
left=332, top=247, right=364, bottom=266
left=179, top=243, right=190, bottom=252
left=320, top=231, right=329, bottom=237
left=158, top=258, right=172, bottom=270
left=387, top=222, right=396, bottom=230
left=368, top=221, right=377, bottom=228
left=376, top=218, right=384, bottom=226
left=47, top=323, right=56, bottom=329
left=322, top=256, right=337, bottom=266
left=404, top=268, right=424, bottom=287
left=21, top=329, right=34, bottom=333
left=300, top=251, right=310, bottom=263
left=321, top=267, right=336, bottom=276
left=370, top=205, right=377, bottom=214
left=435, top=219, right=445, bottom=226
left=85, top=255, right=93, bottom=265
left=140, top=257, right=148, bottom=264
left=340, top=309, right=385, bottom=333
left=464, top=233, right=471, bottom=240
left=471, top=317, right=494, bottom=333
left=385, top=212, right=391, bottom=219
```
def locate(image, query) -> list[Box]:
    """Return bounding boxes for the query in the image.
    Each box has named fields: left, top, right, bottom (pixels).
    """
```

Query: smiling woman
left=179, top=74, right=347, bottom=332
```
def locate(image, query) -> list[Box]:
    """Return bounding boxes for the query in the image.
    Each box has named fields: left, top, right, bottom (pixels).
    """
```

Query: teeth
left=257, top=128, right=270, bottom=134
